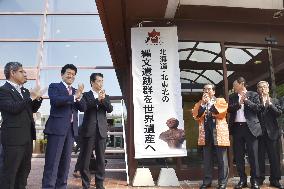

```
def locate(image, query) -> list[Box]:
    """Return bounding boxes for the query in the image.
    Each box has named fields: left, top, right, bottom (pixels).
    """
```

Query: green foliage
left=37, top=139, right=47, bottom=144
left=276, top=84, right=284, bottom=97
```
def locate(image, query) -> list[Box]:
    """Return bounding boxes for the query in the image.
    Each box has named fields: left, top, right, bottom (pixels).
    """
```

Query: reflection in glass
left=48, top=0, right=97, bottom=13
left=0, top=42, right=39, bottom=67
left=0, top=0, right=44, bottom=12
left=46, top=15, right=104, bottom=39
left=0, top=16, right=42, bottom=39
left=43, top=42, right=112, bottom=66
left=40, top=69, right=121, bottom=96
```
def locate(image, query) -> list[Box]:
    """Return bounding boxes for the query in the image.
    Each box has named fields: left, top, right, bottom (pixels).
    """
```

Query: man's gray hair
left=4, top=62, right=22, bottom=79
left=257, top=80, right=269, bottom=88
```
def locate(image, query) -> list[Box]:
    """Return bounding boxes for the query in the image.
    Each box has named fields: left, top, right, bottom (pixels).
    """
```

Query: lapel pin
left=11, top=89, right=15, bottom=92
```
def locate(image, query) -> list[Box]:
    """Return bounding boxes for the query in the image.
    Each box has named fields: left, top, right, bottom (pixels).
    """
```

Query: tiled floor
left=27, top=158, right=282, bottom=189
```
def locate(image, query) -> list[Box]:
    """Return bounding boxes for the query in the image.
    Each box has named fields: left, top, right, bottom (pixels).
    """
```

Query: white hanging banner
left=131, top=27, right=186, bottom=158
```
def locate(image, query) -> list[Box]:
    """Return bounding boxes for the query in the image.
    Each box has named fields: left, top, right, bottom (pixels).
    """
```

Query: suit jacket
left=258, top=98, right=282, bottom=140
left=44, top=82, right=86, bottom=137
left=228, top=91, right=262, bottom=137
left=0, top=82, right=42, bottom=145
left=279, top=96, right=284, bottom=111
left=80, top=90, right=113, bottom=138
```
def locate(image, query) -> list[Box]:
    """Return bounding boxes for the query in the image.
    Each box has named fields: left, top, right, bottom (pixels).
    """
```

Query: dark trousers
left=202, top=144, right=229, bottom=186
left=0, top=144, right=4, bottom=176
left=0, top=142, right=32, bottom=189
left=258, top=132, right=281, bottom=182
left=233, top=123, right=259, bottom=183
left=42, top=126, right=74, bottom=189
left=80, top=127, right=106, bottom=189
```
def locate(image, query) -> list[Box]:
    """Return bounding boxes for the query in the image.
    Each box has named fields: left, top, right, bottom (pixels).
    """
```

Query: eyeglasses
left=257, top=85, right=268, bottom=89
left=203, top=88, right=213, bottom=92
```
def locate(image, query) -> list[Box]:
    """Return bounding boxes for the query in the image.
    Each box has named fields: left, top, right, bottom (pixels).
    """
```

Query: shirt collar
left=62, top=81, right=71, bottom=89
left=91, top=89, right=99, bottom=98
left=7, top=80, right=22, bottom=89
left=238, top=90, right=247, bottom=96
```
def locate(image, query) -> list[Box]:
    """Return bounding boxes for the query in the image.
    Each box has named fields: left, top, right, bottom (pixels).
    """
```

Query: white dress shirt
left=235, top=93, right=246, bottom=122
left=7, top=80, right=23, bottom=98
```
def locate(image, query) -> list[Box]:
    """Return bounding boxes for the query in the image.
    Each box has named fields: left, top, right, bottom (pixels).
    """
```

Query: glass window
left=197, top=42, right=221, bottom=53
left=179, top=50, right=191, bottom=60
left=0, top=80, right=5, bottom=86
left=48, top=0, right=98, bottom=13
left=190, top=50, right=217, bottom=62
left=0, top=0, right=44, bottom=12
left=40, top=69, right=121, bottom=96
left=0, top=42, right=40, bottom=67
left=46, top=15, right=104, bottom=39
left=37, top=99, right=51, bottom=116
left=246, top=48, right=263, bottom=56
left=43, top=42, right=112, bottom=66
left=178, top=42, right=196, bottom=50
left=225, top=48, right=252, bottom=64
left=0, top=16, right=42, bottom=39
left=23, top=80, right=37, bottom=90
left=195, top=70, right=222, bottom=84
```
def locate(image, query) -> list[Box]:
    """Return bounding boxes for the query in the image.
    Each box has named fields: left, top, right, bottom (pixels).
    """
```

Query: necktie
left=68, top=86, right=72, bottom=95
left=68, top=86, right=73, bottom=122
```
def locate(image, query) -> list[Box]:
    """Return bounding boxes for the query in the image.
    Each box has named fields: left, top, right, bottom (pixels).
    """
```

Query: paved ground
left=27, top=158, right=282, bottom=189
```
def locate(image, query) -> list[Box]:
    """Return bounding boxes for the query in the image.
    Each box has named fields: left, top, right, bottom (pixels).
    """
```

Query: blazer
left=258, top=98, right=282, bottom=140
left=44, top=82, right=86, bottom=137
left=192, top=97, right=230, bottom=146
left=0, top=82, right=42, bottom=145
left=80, top=90, right=113, bottom=138
left=228, top=91, right=262, bottom=137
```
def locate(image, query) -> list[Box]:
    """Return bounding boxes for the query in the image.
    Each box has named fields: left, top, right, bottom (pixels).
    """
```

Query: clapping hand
left=98, top=89, right=106, bottom=101
left=261, top=93, right=271, bottom=106
left=201, top=92, right=210, bottom=105
left=30, top=85, right=46, bottom=100
left=239, top=91, right=246, bottom=104
left=75, top=83, right=84, bottom=100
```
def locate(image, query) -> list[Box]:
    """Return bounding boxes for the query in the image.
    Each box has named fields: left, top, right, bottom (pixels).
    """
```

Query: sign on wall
left=131, top=27, right=187, bottom=158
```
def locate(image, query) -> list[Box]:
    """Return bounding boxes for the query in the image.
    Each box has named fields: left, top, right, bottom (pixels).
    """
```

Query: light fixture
left=254, top=60, right=262, bottom=64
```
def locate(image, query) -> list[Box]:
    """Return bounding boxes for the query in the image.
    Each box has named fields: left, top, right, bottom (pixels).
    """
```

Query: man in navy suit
left=42, top=64, right=86, bottom=189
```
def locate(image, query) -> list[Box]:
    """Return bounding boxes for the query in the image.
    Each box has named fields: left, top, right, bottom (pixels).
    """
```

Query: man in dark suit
left=79, top=73, right=113, bottom=189
left=192, top=84, right=230, bottom=189
left=228, top=77, right=262, bottom=189
left=42, top=64, right=86, bottom=189
left=0, top=62, right=43, bottom=189
left=256, top=81, right=284, bottom=188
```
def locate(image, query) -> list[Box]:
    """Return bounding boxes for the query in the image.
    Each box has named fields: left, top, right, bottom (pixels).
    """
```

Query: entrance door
left=178, top=41, right=226, bottom=180
left=178, top=43, right=279, bottom=180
